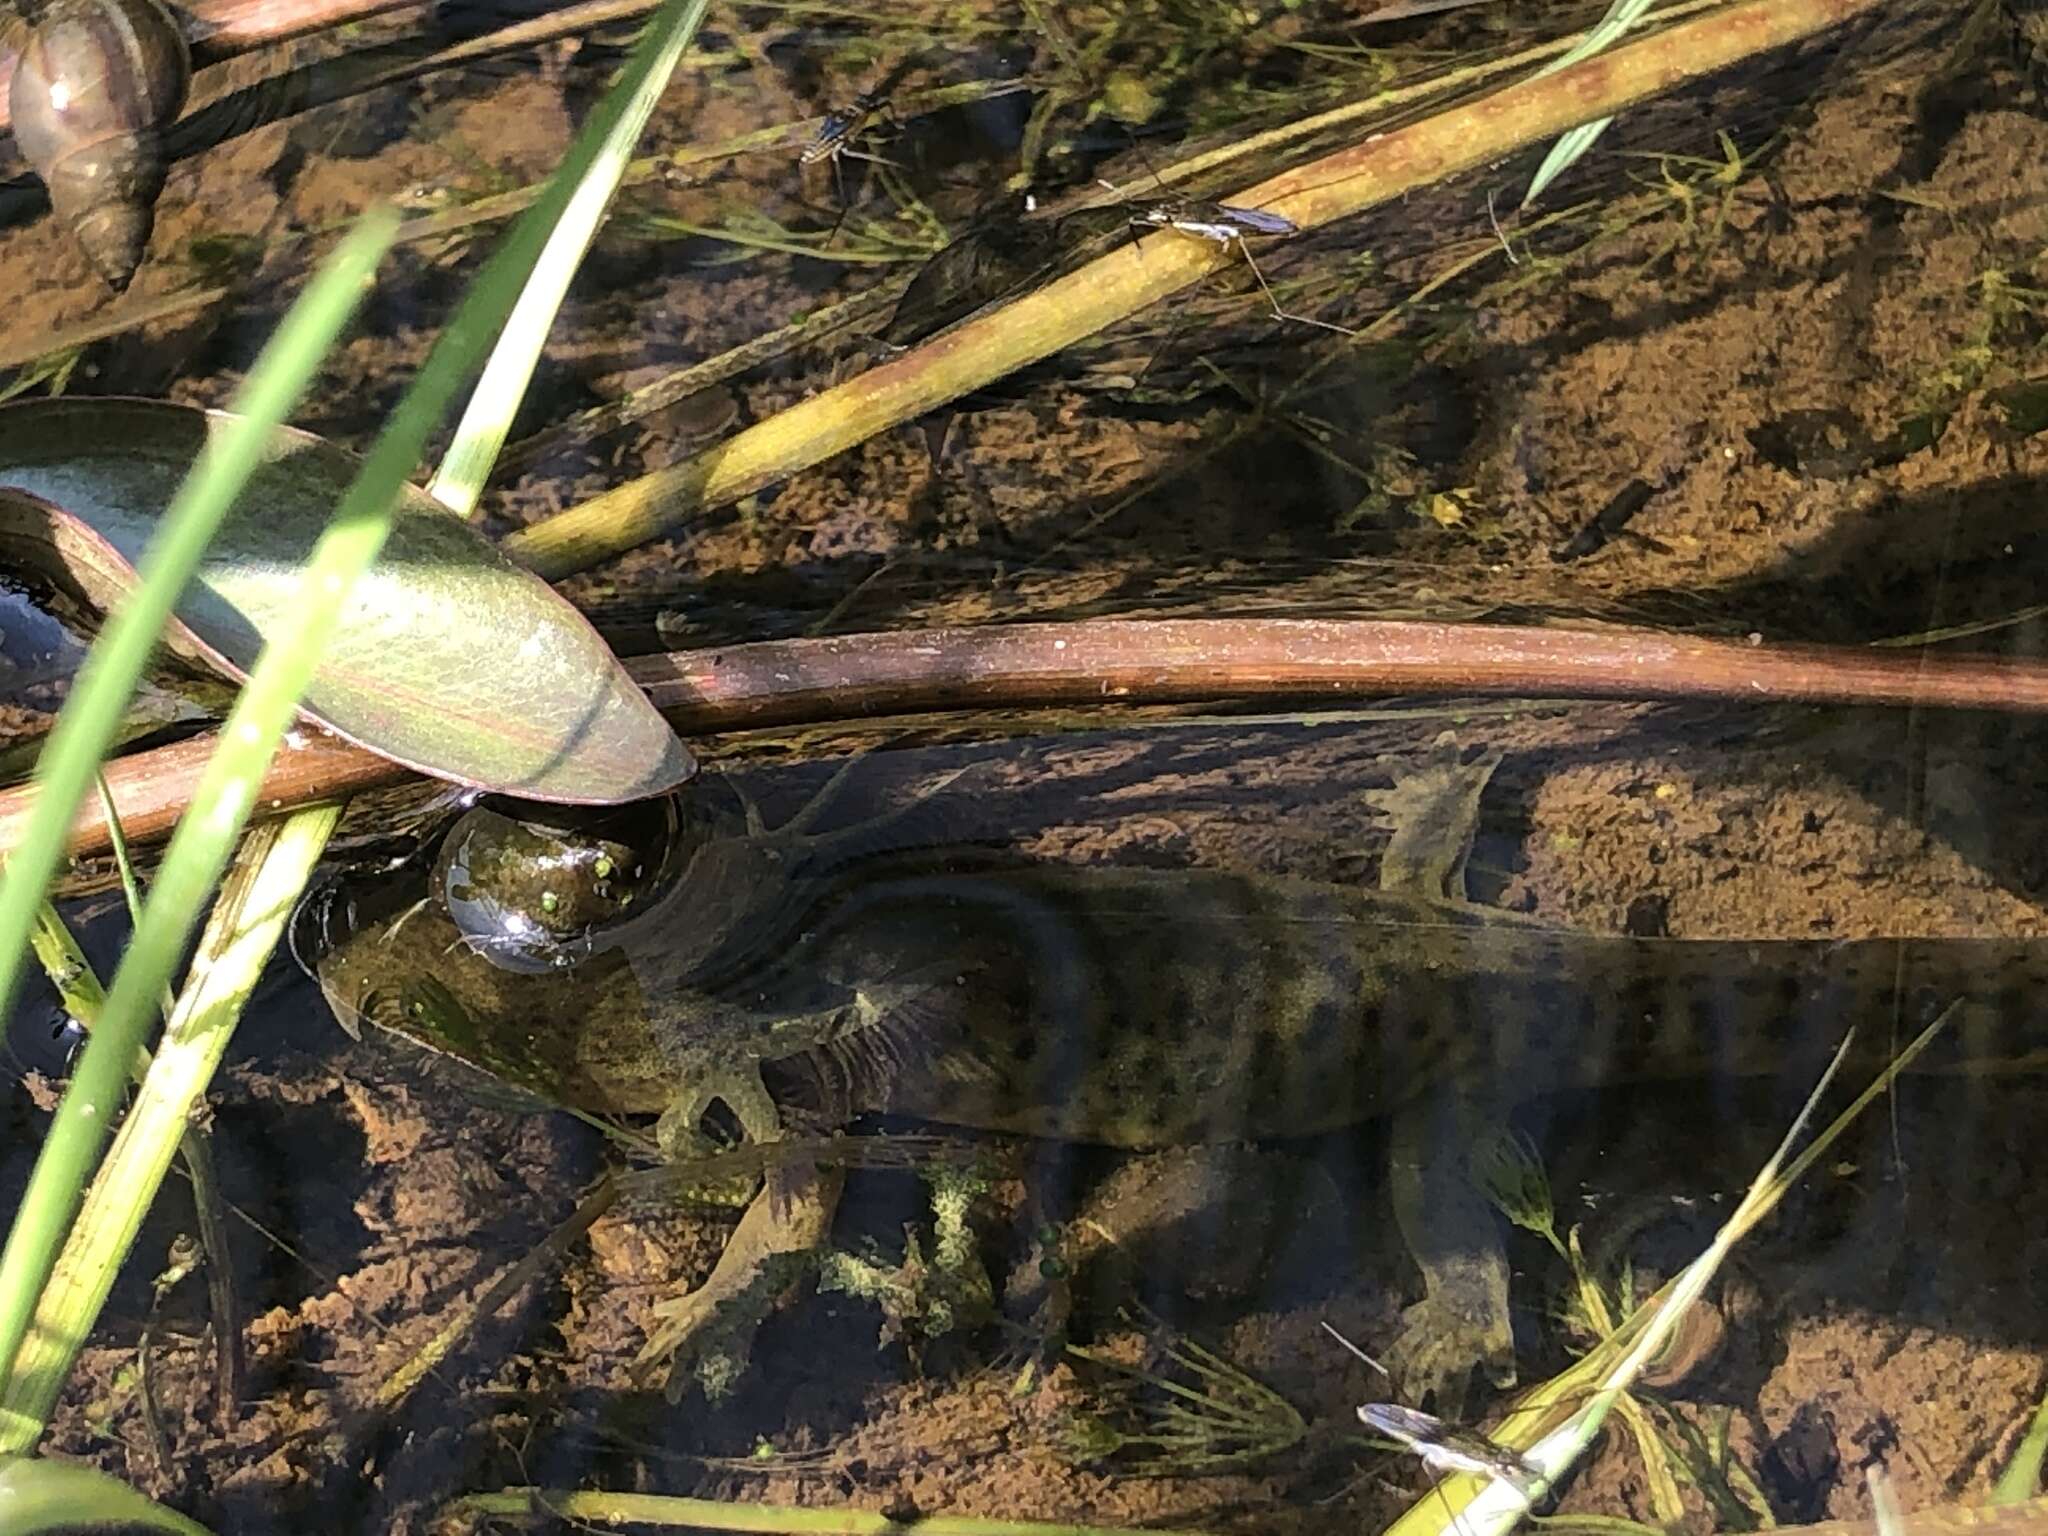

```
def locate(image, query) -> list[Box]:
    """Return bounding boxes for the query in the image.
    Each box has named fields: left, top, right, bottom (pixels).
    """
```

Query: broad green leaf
left=0, top=397, right=693, bottom=804
left=0, top=1452, right=214, bottom=1534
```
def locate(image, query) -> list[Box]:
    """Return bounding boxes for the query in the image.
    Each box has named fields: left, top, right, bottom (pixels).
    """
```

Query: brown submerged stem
left=8, top=617, right=2048, bottom=864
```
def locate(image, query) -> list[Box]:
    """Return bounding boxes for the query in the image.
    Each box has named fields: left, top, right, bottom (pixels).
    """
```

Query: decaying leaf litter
left=8, top=1, right=2048, bottom=1533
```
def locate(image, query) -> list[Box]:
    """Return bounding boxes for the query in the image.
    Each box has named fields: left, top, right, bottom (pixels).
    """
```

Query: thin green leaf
left=1994, top=1392, right=2048, bottom=1504
left=1521, top=0, right=1655, bottom=205
left=0, top=1451, right=214, bottom=1534
left=95, top=773, right=146, bottom=927
left=432, top=0, right=708, bottom=515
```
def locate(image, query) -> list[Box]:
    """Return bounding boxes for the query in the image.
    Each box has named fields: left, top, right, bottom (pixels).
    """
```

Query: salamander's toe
left=1381, top=1290, right=1518, bottom=1418
left=637, top=1165, right=843, bottom=1401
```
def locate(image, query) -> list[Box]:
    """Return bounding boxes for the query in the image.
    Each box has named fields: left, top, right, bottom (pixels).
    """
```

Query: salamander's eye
left=431, top=795, right=690, bottom=973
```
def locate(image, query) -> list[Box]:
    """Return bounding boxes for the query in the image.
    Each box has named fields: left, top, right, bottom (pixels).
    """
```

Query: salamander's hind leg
left=1367, top=736, right=1519, bottom=1411
left=1384, top=1094, right=1517, bottom=1411
left=1363, top=737, right=1503, bottom=905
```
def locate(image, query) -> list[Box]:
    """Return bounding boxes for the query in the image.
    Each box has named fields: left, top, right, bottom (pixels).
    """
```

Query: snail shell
left=7, top=0, right=189, bottom=290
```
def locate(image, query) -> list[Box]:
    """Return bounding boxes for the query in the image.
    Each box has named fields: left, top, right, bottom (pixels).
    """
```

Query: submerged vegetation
left=1, top=0, right=2047, bottom=1531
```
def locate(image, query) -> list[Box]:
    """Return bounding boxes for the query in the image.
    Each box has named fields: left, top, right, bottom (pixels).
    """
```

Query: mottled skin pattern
left=311, top=761, right=2048, bottom=1402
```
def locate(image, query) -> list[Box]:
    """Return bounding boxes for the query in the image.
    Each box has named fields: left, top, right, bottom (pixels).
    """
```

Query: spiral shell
left=7, top=0, right=190, bottom=290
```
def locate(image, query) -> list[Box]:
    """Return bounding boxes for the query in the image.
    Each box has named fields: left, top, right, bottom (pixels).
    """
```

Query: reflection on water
left=6, top=0, right=2048, bottom=1529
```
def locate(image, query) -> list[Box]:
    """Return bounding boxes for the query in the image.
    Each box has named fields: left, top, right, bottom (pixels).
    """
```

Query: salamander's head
left=297, top=777, right=779, bottom=1104
left=297, top=764, right=969, bottom=1106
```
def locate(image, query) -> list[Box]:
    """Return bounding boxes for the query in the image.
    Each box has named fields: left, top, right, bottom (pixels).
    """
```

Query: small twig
left=11, top=615, right=2048, bottom=865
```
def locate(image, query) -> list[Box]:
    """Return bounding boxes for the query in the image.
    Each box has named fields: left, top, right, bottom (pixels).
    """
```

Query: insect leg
left=1229, top=234, right=1357, bottom=336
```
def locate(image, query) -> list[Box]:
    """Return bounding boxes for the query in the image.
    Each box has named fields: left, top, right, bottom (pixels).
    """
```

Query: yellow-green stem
left=455, top=1490, right=1224, bottom=1536
left=0, top=807, right=341, bottom=1446
left=504, top=0, right=1882, bottom=580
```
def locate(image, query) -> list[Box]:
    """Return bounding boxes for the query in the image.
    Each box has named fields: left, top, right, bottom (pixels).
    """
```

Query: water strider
left=797, top=58, right=917, bottom=234
left=1116, top=189, right=1359, bottom=335
left=879, top=182, right=1354, bottom=349
left=1322, top=1318, right=1547, bottom=1506
left=1356, top=1401, right=1546, bottom=1499
left=800, top=89, right=892, bottom=172
left=304, top=742, right=2048, bottom=1406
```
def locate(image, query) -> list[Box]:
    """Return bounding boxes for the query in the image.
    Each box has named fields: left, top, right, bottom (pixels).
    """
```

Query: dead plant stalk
left=10, top=616, right=2048, bottom=863
left=503, top=0, right=1888, bottom=579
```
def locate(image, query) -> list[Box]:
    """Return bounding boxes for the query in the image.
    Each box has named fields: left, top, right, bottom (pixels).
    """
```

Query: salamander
left=305, top=746, right=2048, bottom=1404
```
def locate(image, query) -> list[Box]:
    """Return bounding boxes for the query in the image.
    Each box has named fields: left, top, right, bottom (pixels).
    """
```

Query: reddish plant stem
left=9, top=618, right=2048, bottom=863
left=176, top=0, right=426, bottom=54
left=1, top=0, right=428, bottom=136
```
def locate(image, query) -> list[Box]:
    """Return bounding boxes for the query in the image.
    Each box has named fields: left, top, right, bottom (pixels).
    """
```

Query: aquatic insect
left=6, top=0, right=191, bottom=289
left=799, top=89, right=892, bottom=171
left=799, top=86, right=902, bottom=244
left=1355, top=1401, right=1547, bottom=1500
left=1321, top=1322, right=1546, bottom=1505
left=1119, top=189, right=1357, bottom=336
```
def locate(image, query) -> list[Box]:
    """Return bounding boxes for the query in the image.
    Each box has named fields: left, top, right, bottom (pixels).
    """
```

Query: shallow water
left=6, top=1, right=2048, bottom=1531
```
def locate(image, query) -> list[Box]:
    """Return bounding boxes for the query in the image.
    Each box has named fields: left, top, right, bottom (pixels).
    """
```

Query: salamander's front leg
left=1368, top=738, right=1518, bottom=1411
left=640, top=1161, right=845, bottom=1401
left=640, top=979, right=952, bottom=1393
left=655, top=1054, right=783, bottom=1159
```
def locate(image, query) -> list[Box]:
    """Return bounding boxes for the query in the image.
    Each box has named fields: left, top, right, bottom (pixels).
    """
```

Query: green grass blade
left=431, top=0, right=709, bottom=516
left=0, top=212, right=397, bottom=1397
left=1994, top=1392, right=2048, bottom=1503
left=1522, top=0, right=1656, bottom=205
left=0, top=0, right=715, bottom=1420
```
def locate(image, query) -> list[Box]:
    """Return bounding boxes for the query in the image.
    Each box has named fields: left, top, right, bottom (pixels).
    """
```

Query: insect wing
left=1214, top=204, right=1298, bottom=237
left=1358, top=1401, right=1444, bottom=1450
